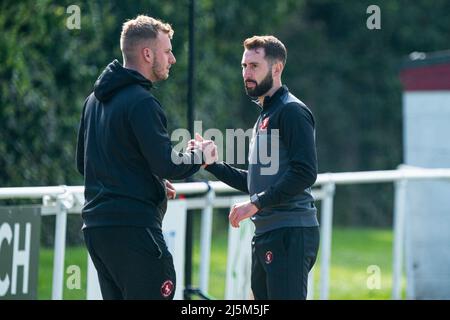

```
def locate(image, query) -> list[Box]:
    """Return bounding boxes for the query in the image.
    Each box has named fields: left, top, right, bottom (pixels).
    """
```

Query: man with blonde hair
left=76, top=15, right=216, bottom=300
left=120, top=15, right=175, bottom=82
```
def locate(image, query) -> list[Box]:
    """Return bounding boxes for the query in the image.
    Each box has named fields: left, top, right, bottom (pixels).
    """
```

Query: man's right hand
left=187, top=133, right=218, bottom=167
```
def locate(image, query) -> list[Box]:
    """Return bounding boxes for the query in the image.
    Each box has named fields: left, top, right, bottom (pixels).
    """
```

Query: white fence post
left=307, top=266, right=315, bottom=300
left=86, top=255, right=102, bottom=300
left=319, top=181, right=335, bottom=300
left=392, top=178, right=407, bottom=299
left=225, top=196, right=254, bottom=300
left=199, top=188, right=215, bottom=295
left=52, top=199, right=67, bottom=300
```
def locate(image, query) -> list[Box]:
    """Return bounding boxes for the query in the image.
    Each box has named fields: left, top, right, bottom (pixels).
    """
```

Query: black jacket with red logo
left=206, top=85, right=318, bottom=234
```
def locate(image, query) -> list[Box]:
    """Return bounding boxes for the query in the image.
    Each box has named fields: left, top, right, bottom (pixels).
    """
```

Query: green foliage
left=1, top=0, right=450, bottom=225
left=1, top=0, right=106, bottom=186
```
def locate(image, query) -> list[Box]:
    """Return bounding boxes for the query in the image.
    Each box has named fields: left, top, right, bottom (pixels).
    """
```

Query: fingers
left=166, top=185, right=176, bottom=193
left=228, top=206, right=235, bottom=227
left=186, top=139, right=196, bottom=152
left=165, top=179, right=173, bottom=188
left=195, top=133, right=204, bottom=142
left=229, top=205, right=240, bottom=228
left=202, top=141, right=218, bottom=164
left=212, top=144, right=218, bottom=161
left=165, top=180, right=176, bottom=199
left=188, top=135, right=218, bottom=164
left=167, top=190, right=176, bottom=199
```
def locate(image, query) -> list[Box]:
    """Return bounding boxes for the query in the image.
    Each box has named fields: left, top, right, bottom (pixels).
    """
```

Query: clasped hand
left=187, top=133, right=218, bottom=166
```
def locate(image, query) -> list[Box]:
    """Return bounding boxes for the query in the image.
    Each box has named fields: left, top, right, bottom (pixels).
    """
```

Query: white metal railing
left=1, top=165, right=450, bottom=299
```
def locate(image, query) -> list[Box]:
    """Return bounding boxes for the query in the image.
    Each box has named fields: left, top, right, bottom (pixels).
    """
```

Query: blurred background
left=1, top=0, right=449, bottom=299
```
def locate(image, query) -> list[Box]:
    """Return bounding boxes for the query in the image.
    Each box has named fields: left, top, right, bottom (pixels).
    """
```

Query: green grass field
left=37, top=227, right=404, bottom=300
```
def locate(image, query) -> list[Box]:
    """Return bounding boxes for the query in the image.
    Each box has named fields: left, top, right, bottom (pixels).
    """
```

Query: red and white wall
left=400, top=51, right=450, bottom=299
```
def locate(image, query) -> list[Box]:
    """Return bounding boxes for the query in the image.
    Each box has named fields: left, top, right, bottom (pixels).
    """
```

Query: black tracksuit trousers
left=251, top=226, right=320, bottom=300
left=83, top=226, right=176, bottom=300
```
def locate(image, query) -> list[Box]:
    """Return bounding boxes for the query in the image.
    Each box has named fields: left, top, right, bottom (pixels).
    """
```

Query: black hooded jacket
left=76, top=60, right=202, bottom=229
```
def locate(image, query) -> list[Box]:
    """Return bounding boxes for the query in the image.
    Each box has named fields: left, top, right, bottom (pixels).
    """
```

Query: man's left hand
left=165, top=180, right=176, bottom=199
left=229, top=201, right=259, bottom=228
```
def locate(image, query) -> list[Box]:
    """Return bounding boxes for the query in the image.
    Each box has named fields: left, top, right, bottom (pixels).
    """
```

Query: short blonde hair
left=120, top=15, right=174, bottom=64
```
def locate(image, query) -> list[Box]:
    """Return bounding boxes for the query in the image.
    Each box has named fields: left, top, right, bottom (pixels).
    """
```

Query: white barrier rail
left=1, top=165, right=450, bottom=299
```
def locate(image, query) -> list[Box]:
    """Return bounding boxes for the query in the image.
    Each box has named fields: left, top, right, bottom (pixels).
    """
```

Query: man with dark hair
left=76, top=15, right=216, bottom=300
left=200, top=35, right=320, bottom=299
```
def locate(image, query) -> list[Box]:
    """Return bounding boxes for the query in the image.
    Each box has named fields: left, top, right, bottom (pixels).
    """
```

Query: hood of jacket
left=93, top=59, right=152, bottom=102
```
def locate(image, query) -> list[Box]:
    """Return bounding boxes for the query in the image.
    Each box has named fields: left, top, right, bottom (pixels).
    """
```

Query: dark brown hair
left=243, top=35, right=287, bottom=65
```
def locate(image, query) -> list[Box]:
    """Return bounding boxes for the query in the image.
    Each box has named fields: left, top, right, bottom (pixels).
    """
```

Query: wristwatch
left=250, top=194, right=261, bottom=210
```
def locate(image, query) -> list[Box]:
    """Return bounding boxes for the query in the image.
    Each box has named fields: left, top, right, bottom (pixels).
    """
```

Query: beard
left=151, top=58, right=169, bottom=82
left=244, top=70, right=273, bottom=98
